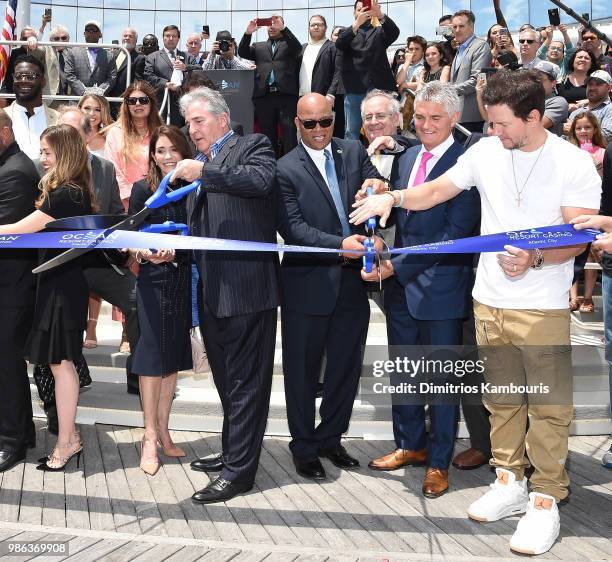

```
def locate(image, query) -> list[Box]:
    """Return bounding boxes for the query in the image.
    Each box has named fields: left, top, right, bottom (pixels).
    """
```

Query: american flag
left=0, top=0, right=18, bottom=82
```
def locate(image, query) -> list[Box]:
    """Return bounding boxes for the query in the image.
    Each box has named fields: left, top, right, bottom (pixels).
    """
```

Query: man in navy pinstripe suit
left=171, top=87, right=279, bottom=504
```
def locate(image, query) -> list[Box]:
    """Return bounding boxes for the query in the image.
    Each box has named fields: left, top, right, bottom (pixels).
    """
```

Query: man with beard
left=0, top=111, right=39, bottom=472
left=1, top=56, right=59, bottom=159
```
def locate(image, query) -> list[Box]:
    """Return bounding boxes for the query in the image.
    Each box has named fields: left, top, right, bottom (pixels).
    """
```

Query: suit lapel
left=161, top=50, right=174, bottom=71
left=313, top=40, right=330, bottom=69
left=297, top=144, right=336, bottom=213
left=331, top=139, right=350, bottom=217
left=211, top=134, right=238, bottom=167
left=425, top=141, right=462, bottom=182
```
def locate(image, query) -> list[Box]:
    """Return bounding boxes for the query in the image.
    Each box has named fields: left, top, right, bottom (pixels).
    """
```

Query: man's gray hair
left=360, top=89, right=401, bottom=118
left=50, top=25, right=70, bottom=40
left=57, top=105, right=92, bottom=136
left=180, top=86, right=231, bottom=119
left=414, top=81, right=461, bottom=117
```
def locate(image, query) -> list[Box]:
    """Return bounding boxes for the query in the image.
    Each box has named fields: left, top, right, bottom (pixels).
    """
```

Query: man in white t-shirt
left=351, top=70, right=601, bottom=556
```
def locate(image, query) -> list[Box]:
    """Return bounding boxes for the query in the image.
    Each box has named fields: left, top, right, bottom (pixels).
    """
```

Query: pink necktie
left=413, top=151, right=433, bottom=186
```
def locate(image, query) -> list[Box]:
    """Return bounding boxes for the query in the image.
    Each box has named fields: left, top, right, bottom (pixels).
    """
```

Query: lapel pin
left=336, top=148, right=342, bottom=154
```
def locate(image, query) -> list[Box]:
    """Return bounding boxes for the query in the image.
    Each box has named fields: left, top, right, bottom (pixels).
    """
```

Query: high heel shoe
left=83, top=319, right=98, bottom=349
left=38, top=431, right=81, bottom=464
left=158, top=440, right=186, bottom=458
left=36, top=440, right=83, bottom=472
left=140, top=436, right=160, bottom=475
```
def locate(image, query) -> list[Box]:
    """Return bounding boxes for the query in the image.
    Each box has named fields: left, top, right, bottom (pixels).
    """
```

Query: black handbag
left=33, top=355, right=92, bottom=405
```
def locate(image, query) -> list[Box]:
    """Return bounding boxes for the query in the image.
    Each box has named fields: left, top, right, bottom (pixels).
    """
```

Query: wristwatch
left=530, top=248, right=544, bottom=269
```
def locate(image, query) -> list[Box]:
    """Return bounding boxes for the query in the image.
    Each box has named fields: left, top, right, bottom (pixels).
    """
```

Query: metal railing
left=0, top=40, right=131, bottom=103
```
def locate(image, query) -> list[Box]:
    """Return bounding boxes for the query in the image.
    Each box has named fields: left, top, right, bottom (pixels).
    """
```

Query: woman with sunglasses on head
left=128, top=125, right=193, bottom=475
left=78, top=93, right=114, bottom=158
left=0, top=124, right=95, bottom=471
left=104, top=81, right=163, bottom=210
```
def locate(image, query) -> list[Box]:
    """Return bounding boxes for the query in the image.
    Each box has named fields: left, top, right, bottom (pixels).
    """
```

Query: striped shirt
left=194, top=129, right=235, bottom=163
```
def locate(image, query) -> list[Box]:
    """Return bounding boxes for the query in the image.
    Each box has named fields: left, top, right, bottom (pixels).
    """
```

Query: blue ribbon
left=0, top=224, right=600, bottom=255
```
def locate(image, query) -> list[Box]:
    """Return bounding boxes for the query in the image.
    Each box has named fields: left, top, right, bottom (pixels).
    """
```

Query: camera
left=219, top=39, right=231, bottom=52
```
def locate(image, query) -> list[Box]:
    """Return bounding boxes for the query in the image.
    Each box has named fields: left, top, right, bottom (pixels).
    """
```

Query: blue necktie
left=268, top=41, right=277, bottom=86
left=324, top=150, right=351, bottom=237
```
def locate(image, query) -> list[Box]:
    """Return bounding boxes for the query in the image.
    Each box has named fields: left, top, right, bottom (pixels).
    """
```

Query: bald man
left=277, top=93, right=386, bottom=480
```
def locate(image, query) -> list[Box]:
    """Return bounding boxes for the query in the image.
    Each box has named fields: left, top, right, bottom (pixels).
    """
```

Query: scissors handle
left=366, top=186, right=377, bottom=234
left=145, top=171, right=201, bottom=210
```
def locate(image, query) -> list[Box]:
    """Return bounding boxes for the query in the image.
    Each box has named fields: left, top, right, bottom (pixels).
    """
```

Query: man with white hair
left=364, top=82, right=480, bottom=500
left=170, top=87, right=279, bottom=504
left=107, top=27, right=145, bottom=117
left=519, top=27, right=544, bottom=69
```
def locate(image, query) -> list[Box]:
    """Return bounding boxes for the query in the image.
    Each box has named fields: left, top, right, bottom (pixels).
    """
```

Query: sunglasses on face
left=13, top=72, right=40, bottom=81
left=52, top=35, right=69, bottom=40
left=519, top=39, right=536, bottom=44
left=125, top=96, right=151, bottom=105
left=298, top=117, right=333, bottom=129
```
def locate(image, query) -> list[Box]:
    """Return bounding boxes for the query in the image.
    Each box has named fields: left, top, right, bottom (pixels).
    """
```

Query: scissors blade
left=32, top=207, right=152, bottom=274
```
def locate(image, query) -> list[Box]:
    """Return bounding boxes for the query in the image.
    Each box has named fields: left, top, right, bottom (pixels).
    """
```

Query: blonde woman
left=0, top=124, right=95, bottom=471
left=78, top=93, right=114, bottom=158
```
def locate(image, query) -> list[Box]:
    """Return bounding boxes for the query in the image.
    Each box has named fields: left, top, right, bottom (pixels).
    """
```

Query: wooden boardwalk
left=0, top=422, right=610, bottom=561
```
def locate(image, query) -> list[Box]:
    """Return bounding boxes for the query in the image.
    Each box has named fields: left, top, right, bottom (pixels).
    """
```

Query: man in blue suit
left=277, top=93, right=386, bottom=480
left=364, top=82, right=480, bottom=498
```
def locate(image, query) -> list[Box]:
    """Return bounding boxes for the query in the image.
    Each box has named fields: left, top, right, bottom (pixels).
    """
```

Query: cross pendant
left=515, top=194, right=522, bottom=207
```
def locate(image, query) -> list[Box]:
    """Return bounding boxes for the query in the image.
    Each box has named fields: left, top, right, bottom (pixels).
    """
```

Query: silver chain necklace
left=511, top=143, right=545, bottom=207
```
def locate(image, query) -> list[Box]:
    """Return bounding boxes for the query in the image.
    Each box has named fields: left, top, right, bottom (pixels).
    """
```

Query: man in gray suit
left=449, top=10, right=492, bottom=133
left=64, top=20, right=116, bottom=96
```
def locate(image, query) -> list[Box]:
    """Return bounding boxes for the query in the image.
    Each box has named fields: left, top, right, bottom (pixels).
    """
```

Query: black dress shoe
left=318, top=445, right=360, bottom=470
left=293, top=456, right=326, bottom=480
left=0, top=447, right=26, bottom=473
left=191, top=477, right=252, bottom=504
left=190, top=454, right=224, bottom=472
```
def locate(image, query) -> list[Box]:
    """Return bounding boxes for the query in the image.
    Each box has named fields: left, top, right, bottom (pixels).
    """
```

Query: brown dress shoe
left=452, top=448, right=489, bottom=470
left=422, top=467, right=449, bottom=498
left=368, top=448, right=427, bottom=471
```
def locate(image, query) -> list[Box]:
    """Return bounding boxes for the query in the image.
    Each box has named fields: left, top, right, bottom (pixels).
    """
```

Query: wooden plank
left=1, top=530, right=50, bottom=562
left=129, top=543, right=188, bottom=560
left=293, top=555, right=328, bottom=562
left=198, top=547, right=242, bottom=561
left=204, top=434, right=274, bottom=546
left=63, top=431, right=89, bottom=531
left=39, top=431, right=67, bottom=530
left=18, top=421, right=46, bottom=526
left=94, top=425, right=140, bottom=534
left=164, top=544, right=212, bottom=561
left=129, top=427, right=194, bottom=539
left=161, top=430, right=225, bottom=542
left=264, top=439, right=401, bottom=553
left=113, top=425, right=167, bottom=536
left=330, top=440, right=468, bottom=557
left=40, top=535, right=101, bottom=562
left=62, top=538, right=128, bottom=561
left=257, top=442, right=355, bottom=551
left=98, top=537, right=156, bottom=560
left=0, top=454, right=24, bottom=523
left=261, top=440, right=362, bottom=552
left=181, top=431, right=247, bottom=545
left=228, top=550, right=272, bottom=562
left=355, top=439, right=528, bottom=559
left=80, top=424, right=114, bottom=531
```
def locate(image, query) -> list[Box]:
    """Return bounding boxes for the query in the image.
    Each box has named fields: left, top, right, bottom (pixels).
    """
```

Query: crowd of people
left=0, top=0, right=611, bottom=557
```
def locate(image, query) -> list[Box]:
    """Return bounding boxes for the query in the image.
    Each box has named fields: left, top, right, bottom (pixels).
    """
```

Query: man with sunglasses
left=519, top=28, right=544, bottom=69
left=579, top=27, right=607, bottom=70
left=277, top=92, right=386, bottom=481
left=1, top=56, right=59, bottom=159
left=64, top=20, right=116, bottom=96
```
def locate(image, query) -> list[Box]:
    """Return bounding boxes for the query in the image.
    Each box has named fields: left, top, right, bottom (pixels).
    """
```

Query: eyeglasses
left=582, top=36, right=597, bottom=41
left=364, top=112, right=393, bottom=122
left=52, top=35, right=69, bottom=41
left=125, top=96, right=151, bottom=105
left=519, top=39, right=536, bottom=44
left=548, top=46, right=563, bottom=51
left=13, top=72, right=40, bottom=81
left=85, top=27, right=99, bottom=33
left=298, top=117, right=334, bottom=129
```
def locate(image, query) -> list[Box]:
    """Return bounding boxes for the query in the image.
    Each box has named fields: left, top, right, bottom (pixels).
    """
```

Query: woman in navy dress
left=0, top=124, right=94, bottom=471
left=128, top=125, right=192, bottom=475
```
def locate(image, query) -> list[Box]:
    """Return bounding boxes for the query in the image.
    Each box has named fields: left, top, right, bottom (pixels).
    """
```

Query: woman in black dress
left=0, top=124, right=94, bottom=471
left=128, top=125, right=192, bottom=475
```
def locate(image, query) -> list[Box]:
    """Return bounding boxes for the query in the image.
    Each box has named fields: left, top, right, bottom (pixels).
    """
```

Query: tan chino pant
left=474, top=301, right=573, bottom=502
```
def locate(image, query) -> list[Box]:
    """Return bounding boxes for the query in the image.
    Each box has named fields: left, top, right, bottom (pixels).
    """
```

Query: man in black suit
left=335, top=0, right=399, bottom=140
left=238, top=15, right=302, bottom=157
left=107, top=27, right=145, bottom=118
left=0, top=112, right=38, bottom=472
left=277, top=93, right=386, bottom=480
left=171, top=87, right=279, bottom=503
left=143, top=25, right=187, bottom=126
left=298, top=15, right=340, bottom=104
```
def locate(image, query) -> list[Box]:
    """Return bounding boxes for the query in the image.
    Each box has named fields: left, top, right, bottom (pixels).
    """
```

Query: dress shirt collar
left=195, top=129, right=234, bottom=162
left=301, top=140, right=331, bottom=162
left=416, top=133, right=455, bottom=162
left=14, top=103, right=45, bottom=116
left=457, top=34, right=476, bottom=53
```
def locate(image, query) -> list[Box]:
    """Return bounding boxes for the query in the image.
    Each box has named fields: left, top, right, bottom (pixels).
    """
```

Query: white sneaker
left=467, top=468, right=529, bottom=522
left=509, top=492, right=560, bottom=555
left=602, top=444, right=612, bottom=469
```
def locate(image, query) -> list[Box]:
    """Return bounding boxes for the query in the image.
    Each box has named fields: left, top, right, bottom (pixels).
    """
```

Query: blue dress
left=128, top=179, right=192, bottom=376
